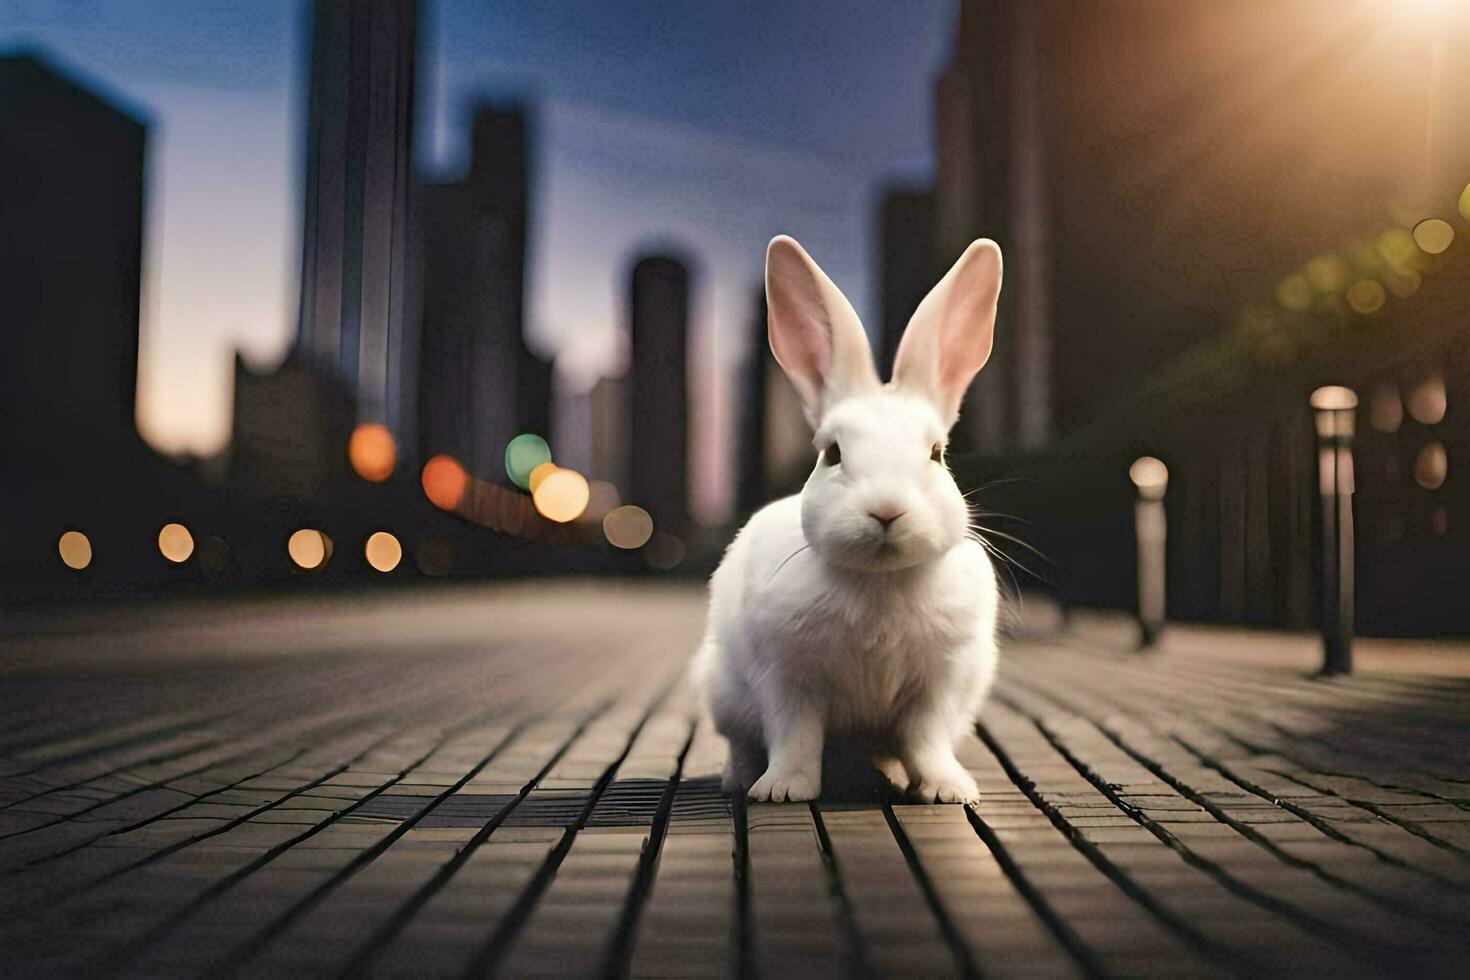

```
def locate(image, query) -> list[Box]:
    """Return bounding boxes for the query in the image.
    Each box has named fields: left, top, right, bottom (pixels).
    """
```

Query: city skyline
left=0, top=0, right=954, bottom=527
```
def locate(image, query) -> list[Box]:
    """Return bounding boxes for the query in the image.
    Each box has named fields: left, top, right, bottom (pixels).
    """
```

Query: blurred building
left=417, top=106, right=553, bottom=480
left=735, top=289, right=770, bottom=515
left=230, top=352, right=354, bottom=499
left=0, top=54, right=219, bottom=597
left=0, top=54, right=144, bottom=473
left=295, top=0, right=420, bottom=455
left=628, top=255, right=691, bottom=530
left=874, top=187, right=934, bottom=380
left=589, top=373, right=630, bottom=492
left=927, top=0, right=1470, bottom=634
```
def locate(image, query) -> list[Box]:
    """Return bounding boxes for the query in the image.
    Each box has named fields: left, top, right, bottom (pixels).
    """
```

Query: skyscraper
left=296, top=0, right=419, bottom=453
left=418, top=106, right=553, bottom=479
left=875, top=187, right=934, bottom=380
left=0, top=54, right=145, bottom=469
left=628, top=255, right=691, bottom=530
left=932, top=0, right=1053, bottom=453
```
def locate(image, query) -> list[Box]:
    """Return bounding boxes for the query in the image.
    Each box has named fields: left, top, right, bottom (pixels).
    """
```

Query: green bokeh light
left=505, top=434, right=552, bottom=489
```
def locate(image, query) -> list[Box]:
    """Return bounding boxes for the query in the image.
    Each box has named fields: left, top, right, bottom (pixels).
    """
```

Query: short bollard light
left=1310, top=385, right=1357, bottom=676
left=1129, top=456, right=1169, bottom=648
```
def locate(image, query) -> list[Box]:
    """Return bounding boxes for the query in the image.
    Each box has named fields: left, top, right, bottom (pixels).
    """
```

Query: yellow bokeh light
left=421, top=455, right=469, bottom=511
left=58, top=530, right=92, bottom=570
left=1375, top=228, right=1418, bottom=270
left=1345, top=279, right=1386, bottom=315
left=365, top=531, right=402, bottom=572
left=1415, top=442, right=1448, bottom=490
left=1304, top=254, right=1349, bottom=294
left=528, top=461, right=559, bottom=494
left=603, top=505, right=654, bottom=549
left=158, top=523, right=195, bottom=563
left=348, top=423, right=397, bottom=482
left=1274, top=273, right=1313, bottom=311
left=288, top=529, right=330, bottom=570
left=1459, top=183, right=1470, bottom=222
left=532, top=468, right=590, bottom=523
left=1412, top=218, right=1454, bottom=255
left=1385, top=268, right=1421, bottom=298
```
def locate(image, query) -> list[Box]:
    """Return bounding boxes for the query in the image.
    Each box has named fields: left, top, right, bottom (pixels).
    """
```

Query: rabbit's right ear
left=766, top=235, right=878, bottom=427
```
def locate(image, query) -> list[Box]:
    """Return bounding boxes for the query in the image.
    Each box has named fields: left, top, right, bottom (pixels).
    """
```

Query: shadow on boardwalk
left=0, top=584, right=1467, bottom=977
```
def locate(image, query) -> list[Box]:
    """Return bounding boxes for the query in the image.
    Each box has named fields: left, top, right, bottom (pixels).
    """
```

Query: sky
left=2, top=0, right=955, bottom=518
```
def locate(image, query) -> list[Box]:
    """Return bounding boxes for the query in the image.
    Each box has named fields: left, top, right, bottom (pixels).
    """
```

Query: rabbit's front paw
left=748, top=766, right=820, bottom=802
left=914, top=763, right=979, bottom=804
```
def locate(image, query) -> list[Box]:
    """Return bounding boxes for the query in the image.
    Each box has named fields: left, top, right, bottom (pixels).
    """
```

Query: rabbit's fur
left=694, top=235, right=1004, bottom=804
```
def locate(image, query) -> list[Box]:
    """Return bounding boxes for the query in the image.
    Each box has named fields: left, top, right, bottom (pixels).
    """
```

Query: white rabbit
left=694, top=234, right=1003, bottom=804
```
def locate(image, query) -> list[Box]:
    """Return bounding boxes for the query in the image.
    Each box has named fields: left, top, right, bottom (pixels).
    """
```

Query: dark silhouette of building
left=928, top=1, right=1470, bottom=634
left=588, top=373, right=629, bottom=492
left=932, top=1, right=1053, bottom=454
left=628, top=255, right=691, bottom=530
left=296, top=0, right=420, bottom=454
left=875, top=187, right=934, bottom=379
left=229, top=352, right=354, bottom=499
left=1, top=54, right=144, bottom=471
left=417, top=106, right=553, bottom=479
left=0, top=54, right=220, bottom=598
left=735, top=288, right=770, bottom=515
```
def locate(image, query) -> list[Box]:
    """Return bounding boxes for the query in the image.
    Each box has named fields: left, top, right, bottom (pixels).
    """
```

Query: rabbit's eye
left=823, top=442, right=841, bottom=466
left=931, top=443, right=944, bottom=463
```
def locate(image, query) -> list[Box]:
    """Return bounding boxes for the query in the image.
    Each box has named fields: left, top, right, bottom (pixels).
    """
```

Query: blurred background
left=2, top=0, right=1468, bottom=637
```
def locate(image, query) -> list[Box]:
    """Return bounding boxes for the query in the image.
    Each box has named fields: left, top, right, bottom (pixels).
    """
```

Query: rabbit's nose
left=869, top=507, right=906, bottom=529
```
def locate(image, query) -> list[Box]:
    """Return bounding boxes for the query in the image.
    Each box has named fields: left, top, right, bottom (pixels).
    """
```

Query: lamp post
left=1310, top=385, right=1357, bottom=676
left=1129, top=456, right=1169, bottom=648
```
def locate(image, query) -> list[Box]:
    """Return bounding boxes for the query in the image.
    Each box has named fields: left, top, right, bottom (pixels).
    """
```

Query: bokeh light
left=288, top=529, right=331, bottom=570
left=348, top=423, right=397, bottom=482
left=1304, top=254, right=1349, bottom=294
left=532, top=468, right=590, bottom=523
left=1412, top=218, right=1454, bottom=255
left=1274, top=273, right=1313, bottom=311
left=415, top=537, right=454, bottom=576
left=1406, top=373, right=1447, bottom=426
left=1128, top=457, right=1169, bottom=500
left=1375, top=228, right=1418, bottom=270
left=505, top=434, right=552, bottom=489
left=422, top=455, right=469, bottom=510
left=58, top=530, right=91, bottom=570
left=364, top=531, right=402, bottom=572
left=1345, top=279, right=1385, bottom=315
left=1415, top=442, right=1448, bottom=491
left=157, top=523, right=195, bottom=563
left=1459, top=183, right=1470, bottom=222
left=1368, top=383, right=1403, bottom=434
left=528, top=461, right=559, bottom=494
left=1384, top=268, right=1421, bottom=298
left=643, top=531, right=686, bottom=570
left=603, top=505, right=654, bottom=549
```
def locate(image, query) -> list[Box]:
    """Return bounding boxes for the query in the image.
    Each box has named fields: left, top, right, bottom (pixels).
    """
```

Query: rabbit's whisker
left=767, top=543, right=812, bottom=585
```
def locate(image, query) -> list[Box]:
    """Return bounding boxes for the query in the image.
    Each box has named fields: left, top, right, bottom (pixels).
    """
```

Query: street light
left=1310, top=385, right=1357, bottom=675
left=1129, top=456, right=1169, bottom=648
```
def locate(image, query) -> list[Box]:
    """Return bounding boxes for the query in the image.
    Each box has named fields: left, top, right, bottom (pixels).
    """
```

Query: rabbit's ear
left=892, top=239, right=1002, bottom=428
left=766, top=235, right=878, bottom=426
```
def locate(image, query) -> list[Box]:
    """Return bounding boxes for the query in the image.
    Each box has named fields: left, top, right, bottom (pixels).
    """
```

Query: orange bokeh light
left=349, top=423, right=397, bottom=482
left=532, top=468, right=590, bottom=523
left=421, top=455, right=469, bottom=510
left=528, top=461, right=559, bottom=493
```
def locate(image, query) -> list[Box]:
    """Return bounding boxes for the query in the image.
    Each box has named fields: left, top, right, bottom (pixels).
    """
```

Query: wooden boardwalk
left=1, top=584, right=1468, bottom=977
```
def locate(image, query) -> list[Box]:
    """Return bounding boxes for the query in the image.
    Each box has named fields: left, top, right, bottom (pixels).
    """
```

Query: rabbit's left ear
left=891, top=239, right=1002, bottom=428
